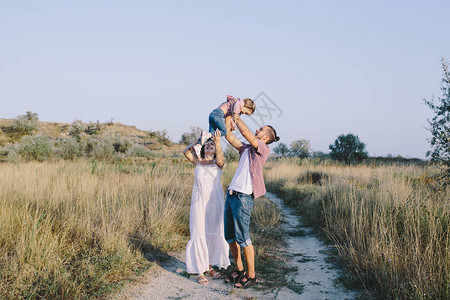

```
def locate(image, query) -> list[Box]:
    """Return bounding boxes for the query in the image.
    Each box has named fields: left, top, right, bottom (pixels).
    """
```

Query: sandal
left=225, top=269, right=244, bottom=284
left=235, top=274, right=258, bottom=289
left=206, top=267, right=222, bottom=278
left=197, top=274, right=209, bottom=285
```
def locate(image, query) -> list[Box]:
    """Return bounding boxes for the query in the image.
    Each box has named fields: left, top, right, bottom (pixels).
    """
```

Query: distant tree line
left=272, top=134, right=368, bottom=164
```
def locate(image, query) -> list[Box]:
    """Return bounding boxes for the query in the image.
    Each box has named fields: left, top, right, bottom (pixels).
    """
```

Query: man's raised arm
left=234, top=114, right=258, bottom=149
left=225, top=115, right=243, bottom=151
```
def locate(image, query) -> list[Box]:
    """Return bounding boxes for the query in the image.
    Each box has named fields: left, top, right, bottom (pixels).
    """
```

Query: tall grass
left=0, top=157, right=285, bottom=298
left=0, top=159, right=193, bottom=298
left=265, top=160, right=449, bottom=299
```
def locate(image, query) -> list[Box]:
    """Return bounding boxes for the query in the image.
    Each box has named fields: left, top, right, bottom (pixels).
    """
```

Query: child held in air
left=193, top=95, right=256, bottom=158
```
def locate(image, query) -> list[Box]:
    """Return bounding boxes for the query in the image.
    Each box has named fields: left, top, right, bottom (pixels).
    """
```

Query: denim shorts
left=209, top=108, right=227, bottom=136
left=224, top=190, right=254, bottom=247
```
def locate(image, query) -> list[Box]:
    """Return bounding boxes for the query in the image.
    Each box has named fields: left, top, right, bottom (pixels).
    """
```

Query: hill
left=0, top=118, right=180, bottom=151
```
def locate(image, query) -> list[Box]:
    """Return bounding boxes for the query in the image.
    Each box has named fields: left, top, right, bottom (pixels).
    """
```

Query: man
left=224, top=114, right=279, bottom=288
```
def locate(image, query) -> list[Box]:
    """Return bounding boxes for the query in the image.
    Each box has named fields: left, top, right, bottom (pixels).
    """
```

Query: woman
left=182, top=130, right=230, bottom=285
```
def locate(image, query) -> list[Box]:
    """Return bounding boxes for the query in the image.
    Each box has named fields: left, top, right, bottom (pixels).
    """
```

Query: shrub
left=55, top=137, right=83, bottom=161
left=85, top=121, right=103, bottom=135
left=68, top=120, right=87, bottom=142
left=82, top=136, right=115, bottom=161
left=147, top=130, right=172, bottom=146
left=111, top=135, right=133, bottom=154
left=127, top=144, right=154, bottom=159
left=0, top=144, right=18, bottom=162
left=17, top=135, right=53, bottom=161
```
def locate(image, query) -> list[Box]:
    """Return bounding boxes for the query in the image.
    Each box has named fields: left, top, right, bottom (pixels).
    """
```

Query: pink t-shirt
left=239, top=139, right=271, bottom=199
left=222, top=96, right=245, bottom=117
left=221, top=95, right=245, bottom=128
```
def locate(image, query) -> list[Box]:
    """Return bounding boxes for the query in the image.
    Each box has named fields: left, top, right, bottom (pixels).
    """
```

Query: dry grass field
left=1, top=116, right=447, bottom=299
left=0, top=159, right=193, bottom=298
left=0, top=158, right=283, bottom=299
left=265, top=159, right=449, bottom=299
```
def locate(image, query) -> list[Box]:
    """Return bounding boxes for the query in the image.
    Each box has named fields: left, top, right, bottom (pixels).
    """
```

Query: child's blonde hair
left=243, top=98, right=256, bottom=114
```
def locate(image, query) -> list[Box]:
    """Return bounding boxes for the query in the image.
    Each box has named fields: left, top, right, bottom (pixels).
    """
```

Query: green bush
left=147, top=130, right=172, bottom=146
left=0, top=144, right=18, bottom=162
left=85, top=121, right=103, bottom=136
left=68, top=120, right=87, bottom=142
left=127, top=144, right=154, bottom=159
left=111, top=135, right=133, bottom=154
left=81, top=137, right=115, bottom=161
left=55, top=137, right=83, bottom=161
left=17, top=135, right=53, bottom=162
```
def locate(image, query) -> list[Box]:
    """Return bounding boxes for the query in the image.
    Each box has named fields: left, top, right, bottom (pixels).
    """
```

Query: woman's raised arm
left=213, top=130, right=224, bottom=168
left=182, top=141, right=199, bottom=165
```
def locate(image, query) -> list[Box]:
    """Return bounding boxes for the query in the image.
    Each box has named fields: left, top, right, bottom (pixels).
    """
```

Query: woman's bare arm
left=182, top=141, right=199, bottom=165
left=213, top=130, right=224, bottom=168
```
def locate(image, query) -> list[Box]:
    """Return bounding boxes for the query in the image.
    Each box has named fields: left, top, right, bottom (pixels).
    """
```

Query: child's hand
left=230, top=123, right=236, bottom=131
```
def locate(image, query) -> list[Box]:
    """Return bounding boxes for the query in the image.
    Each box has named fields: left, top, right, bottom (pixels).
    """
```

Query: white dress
left=185, top=163, right=230, bottom=274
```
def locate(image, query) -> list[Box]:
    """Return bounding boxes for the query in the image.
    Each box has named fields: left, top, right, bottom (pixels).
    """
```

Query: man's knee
left=235, top=237, right=252, bottom=248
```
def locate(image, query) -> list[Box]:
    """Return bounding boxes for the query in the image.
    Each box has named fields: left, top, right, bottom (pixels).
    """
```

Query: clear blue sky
left=1, top=1, right=449, bottom=158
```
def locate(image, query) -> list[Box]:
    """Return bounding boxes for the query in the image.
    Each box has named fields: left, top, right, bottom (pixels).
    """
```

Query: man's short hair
left=265, top=125, right=280, bottom=145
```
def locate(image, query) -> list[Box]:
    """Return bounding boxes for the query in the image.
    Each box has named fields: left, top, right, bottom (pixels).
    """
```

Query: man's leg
left=225, top=193, right=245, bottom=282
left=229, top=241, right=244, bottom=272
left=242, top=244, right=255, bottom=278
left=233, top=193, right=257, bottom=287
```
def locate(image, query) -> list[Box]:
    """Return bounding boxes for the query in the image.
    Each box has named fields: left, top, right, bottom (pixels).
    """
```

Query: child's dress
left=185, top=163, right=230, bottom=274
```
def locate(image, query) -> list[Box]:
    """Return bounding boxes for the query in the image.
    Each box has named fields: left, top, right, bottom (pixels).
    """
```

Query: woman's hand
left=213, top=129, right=221, bottom=145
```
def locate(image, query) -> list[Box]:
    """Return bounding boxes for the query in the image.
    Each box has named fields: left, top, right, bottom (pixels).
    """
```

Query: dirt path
left=111, top=193, right=356, bottom=299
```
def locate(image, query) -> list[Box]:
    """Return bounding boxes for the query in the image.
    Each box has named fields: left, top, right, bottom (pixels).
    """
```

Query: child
left=193, top=95, right=256, bottom=159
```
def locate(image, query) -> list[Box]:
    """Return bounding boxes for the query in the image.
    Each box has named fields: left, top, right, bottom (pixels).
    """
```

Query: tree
left=180, top=126, right=202, bottom=145
left=423, top=58, right=450, bottom=166
left=290, top=139, right=312, bottom=158
left=273, top=142, right=290, bottom=157
left=329, top=133, right=368, bottom=164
